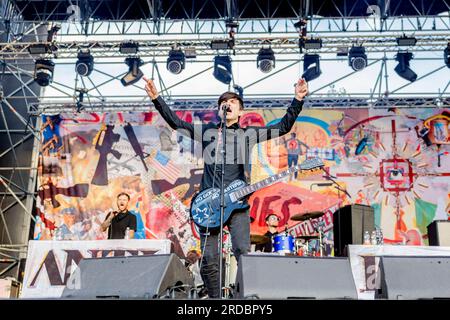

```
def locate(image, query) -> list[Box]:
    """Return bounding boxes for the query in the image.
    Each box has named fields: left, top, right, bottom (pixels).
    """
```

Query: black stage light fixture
left=302, top=54, right=321, bottom=82
left=444, top=43, right=450, bottom=68
left=166, top=49, right=186, bottom=74
left=396, top=36, right=417, bottom=47
left=75, top=49, right=94, bottom=77
left=34, top=59, right=55, bottom=86
left=213, top=55, right=232, bottom=84
left=211, top=39, right=233, bottom=50
left=394, top=51, right=417, bottom=82
left=303, top=38, right=322, bottom=50
left=119, top=41, right=139, bottom=54
left=121, top=57, right=143, bottom=86
left=348, top=46, right=367, bottom=71
left=257, top=48, right=275, bottom=73
left=28, top=43, right=50, bottom=54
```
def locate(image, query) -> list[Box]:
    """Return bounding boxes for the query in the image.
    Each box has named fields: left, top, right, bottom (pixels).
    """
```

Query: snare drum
left=272, top=234, right=294, bottom=254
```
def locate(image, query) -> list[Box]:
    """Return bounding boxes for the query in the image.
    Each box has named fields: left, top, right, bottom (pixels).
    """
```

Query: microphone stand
left=218, top=104, right=227, bottom=299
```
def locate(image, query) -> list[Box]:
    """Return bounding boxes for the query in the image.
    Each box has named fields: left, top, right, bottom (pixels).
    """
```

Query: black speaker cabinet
left=333, top=204, right=374, bottom=257
left=376, top=256, right=450, bottom=299
left=427, top=220, right=450, bottom=246
left=236, top=254, right=357, bottom=299
left=62, top=254, right=194, bottom=299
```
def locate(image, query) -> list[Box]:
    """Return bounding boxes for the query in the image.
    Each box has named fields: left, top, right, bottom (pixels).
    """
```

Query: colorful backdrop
left=34, top=107, right=450, bottom=258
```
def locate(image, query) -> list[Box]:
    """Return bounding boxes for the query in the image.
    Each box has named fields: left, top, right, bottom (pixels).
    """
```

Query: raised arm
left=144, top=77, right=202, bottom=141
left=248, top=78, right=308, bottom=143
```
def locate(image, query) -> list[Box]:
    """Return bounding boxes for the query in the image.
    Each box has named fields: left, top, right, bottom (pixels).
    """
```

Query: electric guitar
left=190, top=158, right=324, bottom=230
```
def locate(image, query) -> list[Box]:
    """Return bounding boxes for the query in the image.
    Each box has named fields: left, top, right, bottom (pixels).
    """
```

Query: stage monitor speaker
left=376, top=256, right=450, bottom=300
left=236, top=255, right=357, bottom=299
left=333, top=204, right=374, bottom=257
left=62, top=254, right=194, bottom=299
left=427, top=220, right=450, bottom=246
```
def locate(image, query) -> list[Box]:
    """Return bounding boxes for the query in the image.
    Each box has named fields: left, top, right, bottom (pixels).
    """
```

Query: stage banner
left=348, top=244, right=450, bottom=300
left=35, top=108, right=450, bottom=260
left=21, top=239, right=171, bottom=298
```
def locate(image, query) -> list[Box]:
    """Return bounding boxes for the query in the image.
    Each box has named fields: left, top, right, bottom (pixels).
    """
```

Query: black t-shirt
left=106, top=211, right=137, bottom=240
left=254, top=231, right=277, bottom=252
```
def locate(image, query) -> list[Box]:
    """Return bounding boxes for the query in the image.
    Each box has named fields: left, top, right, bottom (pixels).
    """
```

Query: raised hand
left=295, top=78, right=309, bottom=100
left=143, top=76, right=159, bottom=100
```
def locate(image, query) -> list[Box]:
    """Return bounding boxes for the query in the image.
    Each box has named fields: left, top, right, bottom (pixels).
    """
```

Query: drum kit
left=251, top=211, right=327, bottom=257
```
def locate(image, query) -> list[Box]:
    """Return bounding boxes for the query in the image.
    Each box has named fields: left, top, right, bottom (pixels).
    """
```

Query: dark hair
left=218, top=92, right=244, bottom=110
left=117, top=192, right=130, bottom=200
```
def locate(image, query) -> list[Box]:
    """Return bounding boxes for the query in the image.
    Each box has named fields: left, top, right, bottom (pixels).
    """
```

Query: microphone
left=220, top=103, right=231, bottom=113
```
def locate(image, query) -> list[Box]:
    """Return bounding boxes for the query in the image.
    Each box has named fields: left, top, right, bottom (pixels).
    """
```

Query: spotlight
left=396, top=36, right=417, bottom=47
left=75, top=49, right=94, bottom=77
left=213, top=55, right=232, bottom=84
left=121, top=57, right=143, bottom=86
left=34, top=59, right=55, bottom=86
left=119, top=41, right=139, bottom=54
left=302, top=54, right=321, bottom=82
left=301, top=38, right=322, bottom=50
left=444, top=43, right=450, bottom=68
left=166, top=49, right=185, bottom=74
left=394, top=51, right=417, bottom=82
left=211, top=39, right=233, bottom=50
left=28, top=43, right=50, bottom=54
left=257, top=48, right=275, bottom=73
left=233, top=85, right=243, bottom=99
left=348, top=46, right=367, bottom=71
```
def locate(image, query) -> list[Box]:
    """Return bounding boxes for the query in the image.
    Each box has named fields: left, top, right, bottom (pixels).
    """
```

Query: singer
left=144, top=76, right=308, bottom=298
left=100, top=192, right=137, bottom=239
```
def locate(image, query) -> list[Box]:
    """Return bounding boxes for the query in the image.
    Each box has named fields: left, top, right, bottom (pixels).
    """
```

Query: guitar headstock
left=298, top=157, right=324, bottom=170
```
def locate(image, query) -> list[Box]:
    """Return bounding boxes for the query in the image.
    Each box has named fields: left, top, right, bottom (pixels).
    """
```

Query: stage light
left=348, top=46, right=367, bottom=71
left=233, top=85, right=243, bottom=99
left=34, top=59, right=55, bottom=86
left=28, top=43, right=50, bottom=54
left=213, top=55, right=232, bottom=84
left=396, top=36, right=417, bottom=47
left=302, top=54, right=321, bottom=82
left=121, top=57, right=143, bottom=86
left=119, top=41, right=139, bottom=54
left=302, top=38, right=322, bottom=50
left=394, top=51, right=417, bottom=82
left=211, top=39, right=233, bottom=50
left=75, top=49, right=94, bottom=77
left=166, top=49, right=185, bottom=74
left=257, top=48, right=275, bottom=73
left=444, top=43, right=450, bottom=68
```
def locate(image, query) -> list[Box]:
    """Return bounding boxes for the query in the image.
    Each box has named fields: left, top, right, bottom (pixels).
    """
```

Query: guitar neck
left=231, top=164, right=315, bottom=200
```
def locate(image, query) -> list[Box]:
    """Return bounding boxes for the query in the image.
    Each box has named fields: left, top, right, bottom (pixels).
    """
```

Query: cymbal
left=295, top=234, right=319, bottom=241
left=250, top=234, right=270, bottom=245
left=290, top=211, right=324, bottom=221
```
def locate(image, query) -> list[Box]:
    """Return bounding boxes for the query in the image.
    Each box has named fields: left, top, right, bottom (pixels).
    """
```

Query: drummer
left=255, top=214, right=281, bottom=252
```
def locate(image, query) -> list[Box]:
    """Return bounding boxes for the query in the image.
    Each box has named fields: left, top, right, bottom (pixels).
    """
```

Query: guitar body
left=189, top=157, right=324, bottom=230
left=190, top=179, right=250, bottom=230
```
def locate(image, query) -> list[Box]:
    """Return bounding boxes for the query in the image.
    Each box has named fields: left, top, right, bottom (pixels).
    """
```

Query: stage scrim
left=36, top=107, right=450, bottom=258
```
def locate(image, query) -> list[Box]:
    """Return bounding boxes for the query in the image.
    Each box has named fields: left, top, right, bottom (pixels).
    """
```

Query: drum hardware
left=250, top=234, right=270, bottom=245
left=290, top=211, right=326, bottom=257
left=290, top=211, right=324, bottom=221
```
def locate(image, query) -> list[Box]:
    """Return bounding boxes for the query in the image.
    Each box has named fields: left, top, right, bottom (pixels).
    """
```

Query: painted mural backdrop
left=35, top=107, right=450, bottom=258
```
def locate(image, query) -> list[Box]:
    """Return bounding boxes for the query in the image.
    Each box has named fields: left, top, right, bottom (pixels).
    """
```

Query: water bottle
left=378, top=228, right=384, bottom=245
left=371, top=230, right=377, bottom=245
left=363, top=231, right=371, bottom=245
left=124, top=227, right=130, bottom=240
